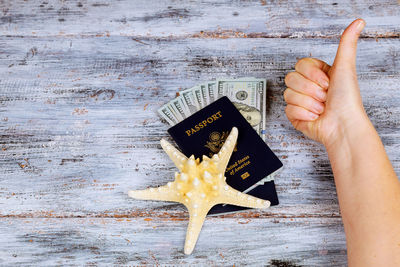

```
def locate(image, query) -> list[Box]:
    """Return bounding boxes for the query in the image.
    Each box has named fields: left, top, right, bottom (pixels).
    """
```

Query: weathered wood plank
left=0, top=0, right=398, bottom=38
left=0, top=217, right=347, bottom=266
left=0, top=0, right=398, bottom=265
left=0, top=37, right=399, bottom=217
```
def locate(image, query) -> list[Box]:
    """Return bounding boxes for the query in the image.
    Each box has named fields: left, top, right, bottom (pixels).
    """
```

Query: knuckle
left=295, top=57, right=311, bottom=70
left=300, top=80, right=316, bottom=95
left=306, top=97, right=315, bottom=109
left=284, top=74, right=290, bottom=85
left=284, top=72, right=295, bottom=85
left=285, top=104, right=297, bottom=118
left=299, top=80, right=309, bottom=93
left=299, top=96, right=312, bottom=110
left=309, top=71, right=320, bottom=82
left=283, top=88, right=290, bottom=101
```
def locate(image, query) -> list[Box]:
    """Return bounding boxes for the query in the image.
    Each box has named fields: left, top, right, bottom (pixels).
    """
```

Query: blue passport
left=168, top=96, right=282, bottom=215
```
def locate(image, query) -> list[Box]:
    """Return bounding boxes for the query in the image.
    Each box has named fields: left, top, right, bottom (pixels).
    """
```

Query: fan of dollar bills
left=158, top=78, right=267, bottom=137
left=158, top=77, right=275, bottom=188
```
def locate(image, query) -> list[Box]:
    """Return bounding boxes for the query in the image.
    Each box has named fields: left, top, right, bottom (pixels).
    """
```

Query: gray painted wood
left=0, top=0, right=399, bottom=38
left=0, top=0, right=399, bottom=265
left=0, top=217, right=346, bottom=266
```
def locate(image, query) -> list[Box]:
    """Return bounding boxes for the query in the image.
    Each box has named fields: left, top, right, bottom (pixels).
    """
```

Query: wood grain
left=1, top=37, right=399, bottom=217
left=0, top=0, right=399, bottom=265
left=0, top=217, right=346, bottom=266
left=0, top=0, right=398, bottom=38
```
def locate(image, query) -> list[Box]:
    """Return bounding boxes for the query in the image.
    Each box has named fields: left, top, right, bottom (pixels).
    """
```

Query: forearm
left=326, top=113, right=400, bottom=266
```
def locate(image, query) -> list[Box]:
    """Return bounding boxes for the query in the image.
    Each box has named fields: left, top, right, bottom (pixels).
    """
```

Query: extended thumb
left=333, top=19, right=365, bottom=70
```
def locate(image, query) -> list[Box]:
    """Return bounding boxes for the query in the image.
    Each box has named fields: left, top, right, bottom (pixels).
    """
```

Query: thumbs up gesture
left=284, top=19, right=367, bottom=149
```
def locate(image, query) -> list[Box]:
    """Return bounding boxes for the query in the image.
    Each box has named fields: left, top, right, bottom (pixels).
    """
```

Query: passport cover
left=168, top=96, right=282, bottom=214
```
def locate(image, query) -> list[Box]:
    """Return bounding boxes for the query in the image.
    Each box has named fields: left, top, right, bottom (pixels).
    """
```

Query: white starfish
left=128, top=127, right=270, bottom=255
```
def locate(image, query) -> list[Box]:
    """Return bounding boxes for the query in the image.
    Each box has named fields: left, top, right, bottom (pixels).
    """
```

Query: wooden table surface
left=0, top=1, right=399, bottom=266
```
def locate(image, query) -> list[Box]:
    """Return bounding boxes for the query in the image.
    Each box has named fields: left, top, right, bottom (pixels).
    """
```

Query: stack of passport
left=167, top=96, right=283, bottom=215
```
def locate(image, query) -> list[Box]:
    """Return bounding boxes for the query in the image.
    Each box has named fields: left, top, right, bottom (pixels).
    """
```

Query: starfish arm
left=128, top=184, right=180, bottom=202
left=214, top=185, right=271, bottom=209
left=184, top=204, right=211, bottom=255
left=214, top=127, right=238, bottom=172
left=160, top=139, right=187, bottom=171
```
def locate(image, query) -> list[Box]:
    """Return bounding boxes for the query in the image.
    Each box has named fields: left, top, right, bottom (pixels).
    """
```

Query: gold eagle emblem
left=205, top=131, right=237, bottom=157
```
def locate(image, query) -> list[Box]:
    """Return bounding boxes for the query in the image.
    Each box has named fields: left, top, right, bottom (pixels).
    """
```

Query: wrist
left=323, top=110, right=372, bottom=153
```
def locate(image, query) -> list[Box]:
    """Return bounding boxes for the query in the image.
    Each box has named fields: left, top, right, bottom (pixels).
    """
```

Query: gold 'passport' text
left=185, top=111, right=222, bottom=136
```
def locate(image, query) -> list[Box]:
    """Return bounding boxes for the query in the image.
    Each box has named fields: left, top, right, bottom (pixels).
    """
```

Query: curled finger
left=295, top=58, right=331, bottom=89
left=285, top=71, right=327, bottom=102
left=285, top=104, right=319, bottom=122
left=284, top=88, right=325, bottom=114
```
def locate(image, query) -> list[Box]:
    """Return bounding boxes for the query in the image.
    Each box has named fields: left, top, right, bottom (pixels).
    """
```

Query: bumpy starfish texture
left=128, top=127, right=270, bottom=255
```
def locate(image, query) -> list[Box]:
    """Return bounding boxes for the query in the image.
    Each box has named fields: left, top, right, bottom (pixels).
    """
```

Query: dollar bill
left=192, top=86, right=205, bottom=109
left=160, top=78, right=267, bottom=136
left=181, top=88, right=200, bottom=113
left=177, top=95, right=191, bottom=115
left=158, top=104, right=180, bottom=125
left=200, top=83, right=210, bottom=106
left=207, top=82, right=217, bottom=102
left=216, top=78, right=273, bottom=189
left=169, top=101, right=185, bottom=121
left=170, top=96, right=190, bottom=120
left=216, top=77, right=258, bottom=99
left=158, top=77, right=275, bottom=182
left=216, top=78, right=266, bottom=139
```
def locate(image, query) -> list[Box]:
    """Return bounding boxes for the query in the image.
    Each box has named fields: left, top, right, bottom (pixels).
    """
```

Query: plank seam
left=0, top=33, right=398, bottom=39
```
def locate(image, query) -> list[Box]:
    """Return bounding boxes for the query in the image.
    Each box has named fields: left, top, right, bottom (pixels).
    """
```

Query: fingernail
left=309, top=112, right=319, bottom=121
left=316, top=90, right=327, bottom=101
left=356, top=19, right=365, bottom=31
left=320, top=79, right=329, bottom=89
left=314, top=102, right=324, bottom=114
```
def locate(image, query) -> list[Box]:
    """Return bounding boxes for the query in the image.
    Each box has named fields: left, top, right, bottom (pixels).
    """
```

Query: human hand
left=284, top=19, right=369, bottom=148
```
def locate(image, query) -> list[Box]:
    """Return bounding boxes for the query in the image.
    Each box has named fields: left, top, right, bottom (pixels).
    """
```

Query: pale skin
left=284, top=19, right=400, bottom=266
